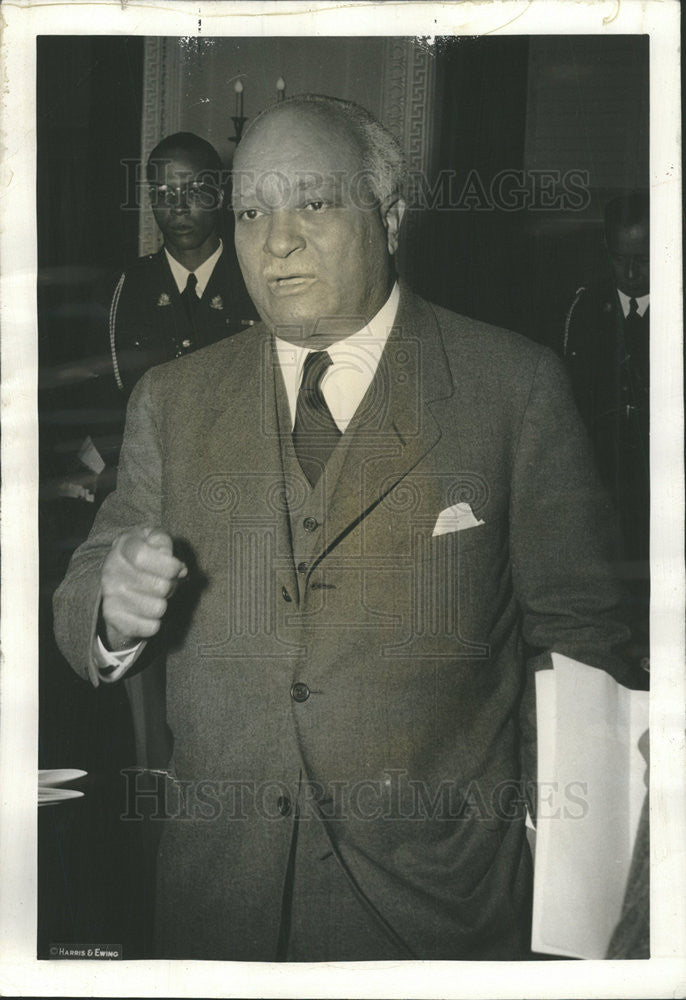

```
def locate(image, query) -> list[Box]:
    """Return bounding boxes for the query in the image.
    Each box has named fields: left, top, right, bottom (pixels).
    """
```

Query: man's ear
left=381, top=195, right=406, bottom=255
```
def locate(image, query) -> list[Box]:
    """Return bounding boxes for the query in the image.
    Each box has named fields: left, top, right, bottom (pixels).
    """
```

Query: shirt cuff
left=93, top=635, right=145, bottom=683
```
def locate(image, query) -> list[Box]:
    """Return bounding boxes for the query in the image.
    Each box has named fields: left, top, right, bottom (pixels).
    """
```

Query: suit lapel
left=313, top=289, right=454, bottom=564
left=204, top=325, right=282, bottom=478
left=200, top=327, right=296, bottom=581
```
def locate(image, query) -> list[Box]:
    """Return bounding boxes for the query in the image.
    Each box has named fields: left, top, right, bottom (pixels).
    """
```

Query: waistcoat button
left=303, top=517, right=319, bottom=532
left=297, top=562, right=308, bottom=574
left=277, top=795, right=291, bottom=816
left=290, top=682, right=310, bottom=703
left=281, top=586, right=292, bottom=603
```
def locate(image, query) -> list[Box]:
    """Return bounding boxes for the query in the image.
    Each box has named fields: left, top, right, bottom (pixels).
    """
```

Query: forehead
left=234, top=108, right=363, bottom=197
left=608, top=221, right=649, bottom=254
left=148, top=149, right=215, bottom=185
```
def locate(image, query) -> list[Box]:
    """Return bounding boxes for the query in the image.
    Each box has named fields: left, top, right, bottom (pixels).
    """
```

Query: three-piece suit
left=54, top=287, right=633, bottom=961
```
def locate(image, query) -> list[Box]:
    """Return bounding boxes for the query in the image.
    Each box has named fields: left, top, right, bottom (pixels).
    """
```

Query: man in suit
left=563, top=192, right=650, bottom=658
left=54, top=95, right=638, bottom=962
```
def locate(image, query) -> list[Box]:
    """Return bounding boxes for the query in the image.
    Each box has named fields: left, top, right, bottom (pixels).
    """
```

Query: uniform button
left=290, top=682, right=310, bottom=703
left=277, top=795, right=291, bottom=817
left=297, top=561, right=308, bottom=574
left=303, top=517, right=319, bottom=532
left=281, top=586, right=292, bottom=603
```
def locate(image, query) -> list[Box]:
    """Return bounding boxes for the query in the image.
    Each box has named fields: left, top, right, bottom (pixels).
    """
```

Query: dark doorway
left=37, top=36, right=153, bottom=961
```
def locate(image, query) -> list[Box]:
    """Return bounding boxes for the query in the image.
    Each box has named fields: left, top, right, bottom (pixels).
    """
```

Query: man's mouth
left=267, top=275, right=315, bottom=293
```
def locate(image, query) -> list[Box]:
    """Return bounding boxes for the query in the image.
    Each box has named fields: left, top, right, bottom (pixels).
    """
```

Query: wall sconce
left=229, top=79, right=247, bottom=144
left=229, top=78, right=287, bottom=144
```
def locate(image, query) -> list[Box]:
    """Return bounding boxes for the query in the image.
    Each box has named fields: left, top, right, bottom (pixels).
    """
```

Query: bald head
left=236, top=95, right=405, bottom=206
left=232, top=95, right=406, bottom=345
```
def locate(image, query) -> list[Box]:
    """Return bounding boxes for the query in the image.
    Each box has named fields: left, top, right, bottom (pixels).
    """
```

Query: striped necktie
left=292, top=350, right=342, bottom=487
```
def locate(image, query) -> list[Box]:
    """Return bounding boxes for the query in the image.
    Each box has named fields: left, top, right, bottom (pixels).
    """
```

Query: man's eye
left=238, top=208, right=263, bottom=221
left=304, top=201, right=326, bottom=212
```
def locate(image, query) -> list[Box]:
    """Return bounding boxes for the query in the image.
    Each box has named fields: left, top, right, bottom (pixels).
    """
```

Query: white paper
left=77, top=435, right=106, bottom=475
left=532, top=653, right=649, bottom=959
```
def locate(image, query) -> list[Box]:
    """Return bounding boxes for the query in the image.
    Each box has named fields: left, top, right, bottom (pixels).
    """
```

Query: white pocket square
left=432, top=502, right=484, bottom=537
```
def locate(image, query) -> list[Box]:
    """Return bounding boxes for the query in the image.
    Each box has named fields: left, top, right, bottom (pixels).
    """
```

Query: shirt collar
left=164, top=238, right=223, bottom=297
left=617, top=288, right=650, bottom=318
left=274, top=282, right=400, bottom=431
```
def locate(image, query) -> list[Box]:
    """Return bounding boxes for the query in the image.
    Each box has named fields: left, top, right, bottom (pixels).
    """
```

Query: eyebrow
left=149, top=178, right=216, bottom=188
left=232, top=173, right=344, bottom=209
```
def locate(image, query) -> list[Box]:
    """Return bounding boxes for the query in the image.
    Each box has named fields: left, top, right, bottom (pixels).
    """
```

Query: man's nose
left=171, top=194, right=190, bottom=215
left=264, top=211, right=305, bottom=257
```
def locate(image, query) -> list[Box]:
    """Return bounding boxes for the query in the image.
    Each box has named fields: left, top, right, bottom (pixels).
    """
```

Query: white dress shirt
left=274, top=282, right=400, bottom=432
left=617, top=289, right=650, bottom=319
left=164, top=238, right=223, bottom=296
left=93, top=282, right=401, bottom=681
left=95, top=635, right=142, bottom=682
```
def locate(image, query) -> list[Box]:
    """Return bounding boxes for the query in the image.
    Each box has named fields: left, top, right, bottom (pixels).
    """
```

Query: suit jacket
left=54, top=287, right=634, bottom=961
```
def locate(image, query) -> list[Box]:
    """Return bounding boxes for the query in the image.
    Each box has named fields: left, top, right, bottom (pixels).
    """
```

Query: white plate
left=38, top=769, right=87, bottom=787
left=38, top=787, right=85, bottom=806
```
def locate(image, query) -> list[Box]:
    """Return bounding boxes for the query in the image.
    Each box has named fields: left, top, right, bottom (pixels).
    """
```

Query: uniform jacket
left=54, top=287, right=634, bottom=961
left=563, top=278, right=649, bottom=560
left=105, top=244, right=257, bottom=396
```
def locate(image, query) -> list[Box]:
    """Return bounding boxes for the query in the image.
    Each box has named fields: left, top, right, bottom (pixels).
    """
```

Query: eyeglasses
left=148, top=182, right=222, bottom=210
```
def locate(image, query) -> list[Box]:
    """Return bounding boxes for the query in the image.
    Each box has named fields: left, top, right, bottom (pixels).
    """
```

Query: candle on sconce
left=276, top=77, right=286, bottom=102
left=234, top=79, right=244, bottom=118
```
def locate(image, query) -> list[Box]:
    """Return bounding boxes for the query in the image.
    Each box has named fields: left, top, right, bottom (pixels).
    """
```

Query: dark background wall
left=408, top=34, right=649, bottom=347
left=37, top=36, right=148, bottom=960
left=408, top=36, right=531, bottom=330
left=38, top=36, right=144, bottom=365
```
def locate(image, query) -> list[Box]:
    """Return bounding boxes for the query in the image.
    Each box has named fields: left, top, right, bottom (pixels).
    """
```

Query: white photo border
left=1, top=1, right=683, bottom=997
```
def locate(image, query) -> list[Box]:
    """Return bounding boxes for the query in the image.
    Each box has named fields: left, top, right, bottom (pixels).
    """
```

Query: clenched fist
left=101, top=526, right=188, bottom=650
